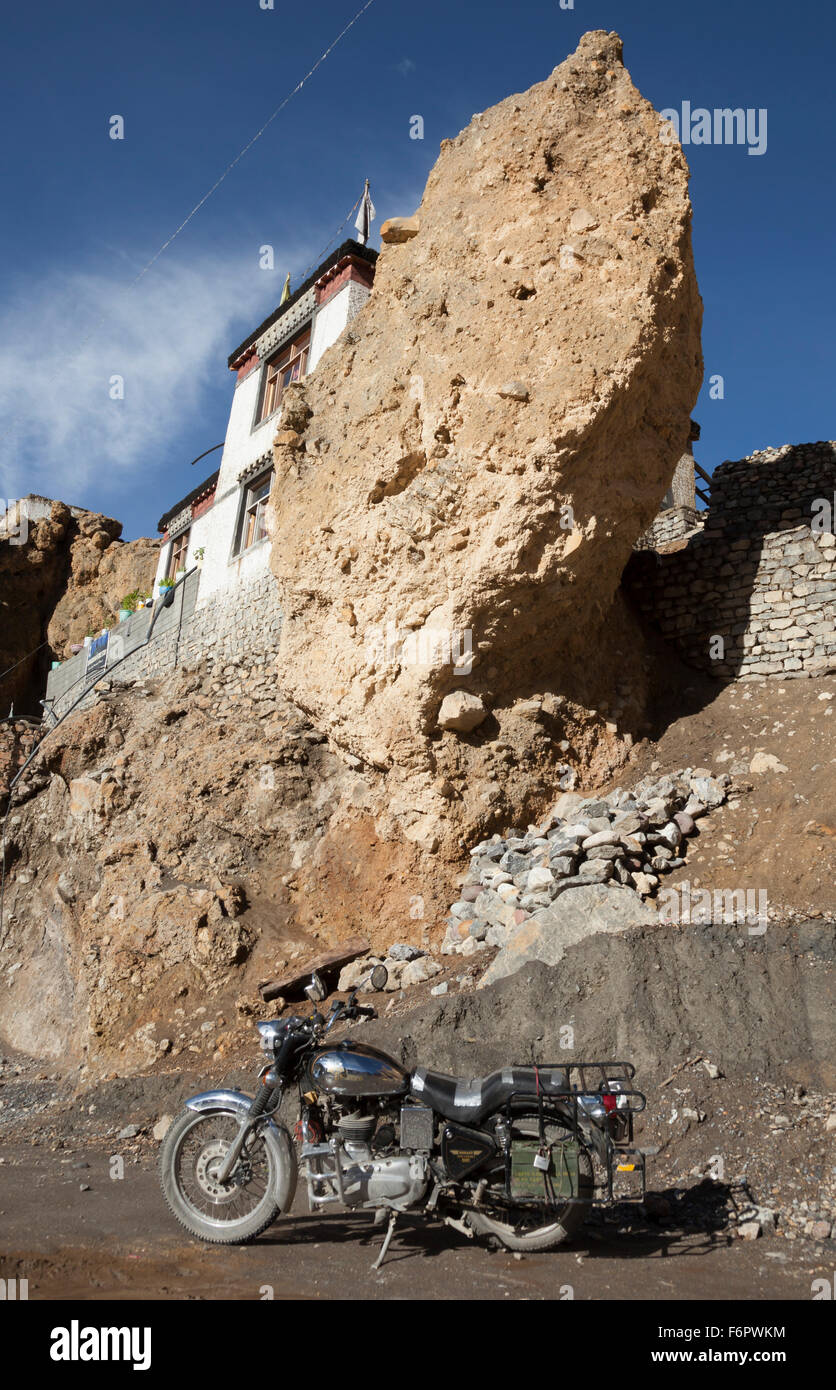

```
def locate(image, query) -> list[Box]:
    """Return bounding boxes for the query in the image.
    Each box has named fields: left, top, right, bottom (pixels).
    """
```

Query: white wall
left=213, top=367, right=276, bottom=496
left=309, top=280, right=371, bottom=371
left=194, top=366, right=276, bottom=604
left=153, top=543, right=170, bottom=591
left=154, top=506, right=218, bottom=593
left=1, top=495, right=88, bottom=538
left=175, top=275, right=373, bottom=609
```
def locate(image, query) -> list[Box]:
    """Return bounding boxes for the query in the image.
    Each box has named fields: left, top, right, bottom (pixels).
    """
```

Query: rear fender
left=184, top=1088, right=298, bottom=1211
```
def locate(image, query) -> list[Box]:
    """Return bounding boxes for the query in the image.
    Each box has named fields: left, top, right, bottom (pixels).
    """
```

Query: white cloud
left=0, top=251, right=281, bottom=506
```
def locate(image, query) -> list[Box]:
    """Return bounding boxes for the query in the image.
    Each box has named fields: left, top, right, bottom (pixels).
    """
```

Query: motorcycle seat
left=409, top=1065, right=570, bottom=1126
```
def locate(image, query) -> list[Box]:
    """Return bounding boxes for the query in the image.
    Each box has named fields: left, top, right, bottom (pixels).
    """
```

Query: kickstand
left=371, top=1209, right=398, bottom=1271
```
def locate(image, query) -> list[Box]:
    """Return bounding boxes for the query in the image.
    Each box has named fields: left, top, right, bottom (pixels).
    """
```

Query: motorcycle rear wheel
left=160, top=1109, right=292, bottom=1244
left=468, top=1115, right=594, bottom=1252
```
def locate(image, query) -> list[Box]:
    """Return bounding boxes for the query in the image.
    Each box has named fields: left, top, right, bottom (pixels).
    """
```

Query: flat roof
left=157, top=469, right=220, bottom=534
left=227, top=238, right=377, bottom=368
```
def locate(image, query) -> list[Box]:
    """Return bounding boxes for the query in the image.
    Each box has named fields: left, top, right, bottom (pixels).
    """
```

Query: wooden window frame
left=167, top=529, right=190, bottom=579
left=236, top=470, right=273, bottom=555
left=258, top=328, right=310, bottom=424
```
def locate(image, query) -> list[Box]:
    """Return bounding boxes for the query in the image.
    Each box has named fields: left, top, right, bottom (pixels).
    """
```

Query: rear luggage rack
left=503, top=1060, right=648, bottom=1206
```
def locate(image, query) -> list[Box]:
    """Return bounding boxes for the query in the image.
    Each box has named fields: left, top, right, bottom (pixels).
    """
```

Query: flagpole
left=355, top=179, right=375, bottom=246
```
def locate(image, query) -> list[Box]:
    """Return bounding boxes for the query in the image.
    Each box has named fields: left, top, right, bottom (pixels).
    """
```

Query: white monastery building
left=153, top=237, right=378, bottom=607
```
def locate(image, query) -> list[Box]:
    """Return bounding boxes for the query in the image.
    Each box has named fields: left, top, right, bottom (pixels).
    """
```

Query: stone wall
left=46, top=568, right=283, bottom=719
left=635, top=504, right=703, bottom=551
left=627, top=441, right=836, bottom=680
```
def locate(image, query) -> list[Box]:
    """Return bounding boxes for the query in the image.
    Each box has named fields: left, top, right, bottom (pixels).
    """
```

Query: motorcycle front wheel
left=468, top=1115, right=594, bottom=1252
left=160, top=1108, right=296, bottom=1244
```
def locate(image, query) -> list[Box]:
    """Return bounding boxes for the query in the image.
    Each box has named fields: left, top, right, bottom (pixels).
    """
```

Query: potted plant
left=156, top=576, right=175, bottom=602
left=194, top=547, right=205, bottom=569
left=118, top=590, right=142, bottom=621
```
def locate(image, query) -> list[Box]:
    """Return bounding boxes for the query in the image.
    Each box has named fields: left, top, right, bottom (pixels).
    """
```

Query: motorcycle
left=160, top=966, right=647, bottom=1265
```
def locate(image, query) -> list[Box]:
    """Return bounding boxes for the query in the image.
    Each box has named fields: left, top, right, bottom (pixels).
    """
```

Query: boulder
left=401, top=956, right=441, bottom=988
left=387, top=943, right=424, bottom=962
left=479, top=882, right=659, bottom=986
left=549, top=791, right=585, bottom=822
left=749, top=752, right=788, bottom=775
left=437, top=691, right=488, bottom=733
left=380, top=215, right=420, bottom=244
left=268, top=30, right=702, bottom=842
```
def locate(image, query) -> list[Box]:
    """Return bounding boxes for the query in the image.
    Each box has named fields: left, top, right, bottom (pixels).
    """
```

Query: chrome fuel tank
left=304, top=1042, right=409, bottom=1098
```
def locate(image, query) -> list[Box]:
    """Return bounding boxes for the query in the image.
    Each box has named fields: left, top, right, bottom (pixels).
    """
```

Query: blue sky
left=1, top=0, right=833, bottom=538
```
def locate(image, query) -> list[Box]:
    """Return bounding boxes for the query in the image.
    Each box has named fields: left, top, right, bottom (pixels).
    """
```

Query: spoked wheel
left=160, top=1109, right=290, bottom=1244
left=468, top=1115, right=595, bottom=1253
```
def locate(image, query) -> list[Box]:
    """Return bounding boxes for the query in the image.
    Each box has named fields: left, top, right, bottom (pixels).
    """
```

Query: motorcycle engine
left=301, top=1107, right=428, bottom=1210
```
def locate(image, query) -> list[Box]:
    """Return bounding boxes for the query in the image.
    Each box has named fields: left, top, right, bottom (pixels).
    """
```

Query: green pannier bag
left=510, top=1139, right=580, bottom=1201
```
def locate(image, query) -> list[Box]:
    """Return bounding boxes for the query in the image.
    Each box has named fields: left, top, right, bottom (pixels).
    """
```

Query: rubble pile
left=442, top=767, right=730, bottom=960
left=336, top=768, right=731, bottom=999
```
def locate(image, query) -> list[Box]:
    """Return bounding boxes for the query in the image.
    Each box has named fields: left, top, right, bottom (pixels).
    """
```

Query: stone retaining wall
left=627, top=441, right=836, bottom=680
left=46, top=569, right=283, bottom=719
left=636, top=504, right=703, bottom=551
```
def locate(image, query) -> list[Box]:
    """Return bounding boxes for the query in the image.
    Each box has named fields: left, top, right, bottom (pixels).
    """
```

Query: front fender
left=184, top=1088, right=298, bottom=1212
left=186, top=1088, right=256, bottom=1117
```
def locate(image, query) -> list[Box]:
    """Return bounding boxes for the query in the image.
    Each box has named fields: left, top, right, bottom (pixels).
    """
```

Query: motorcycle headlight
left=257, top=1020, right=287, bottom=1055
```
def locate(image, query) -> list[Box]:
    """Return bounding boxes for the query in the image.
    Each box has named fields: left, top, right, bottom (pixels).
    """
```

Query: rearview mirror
left=370, top=964, right=388, bottom=992
left=304, top=971, right=327, bottom=1004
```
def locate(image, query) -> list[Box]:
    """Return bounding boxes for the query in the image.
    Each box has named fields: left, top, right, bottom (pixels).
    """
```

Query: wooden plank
left=259, top=936, right=370, bottom=1002
left=694, top=461, right=712, bottom=485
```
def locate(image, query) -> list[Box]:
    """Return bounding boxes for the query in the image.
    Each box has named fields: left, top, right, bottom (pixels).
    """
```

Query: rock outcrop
left=0, top=499, right=158, bottom=713
left=269, top=30, right=702, bottom=853
left=0, top=664, right=452, bottom=1073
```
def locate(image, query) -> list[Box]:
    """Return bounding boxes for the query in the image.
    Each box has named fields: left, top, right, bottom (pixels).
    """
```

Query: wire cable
left=0, top=569, right=193, bottom=943
left=129, top=0, right=378, bottom=289
left=0, top=639, right=50, bottom=688
left=0, top=1, right=380, bottom=453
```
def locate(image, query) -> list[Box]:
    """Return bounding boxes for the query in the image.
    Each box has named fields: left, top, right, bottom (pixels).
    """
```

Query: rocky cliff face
left=268, top=30, right=703, bottom=854
left=0, top=663, right=451, bottom=1074
left=0, top=500, right=158, bottom=713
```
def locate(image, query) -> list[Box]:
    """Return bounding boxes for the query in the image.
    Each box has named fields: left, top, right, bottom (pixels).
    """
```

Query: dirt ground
left=0, top=1137, right=826, bottom=1302
left=627, top=674, right=836, bottom=918
left=1, top=996, right=833, bottom=1302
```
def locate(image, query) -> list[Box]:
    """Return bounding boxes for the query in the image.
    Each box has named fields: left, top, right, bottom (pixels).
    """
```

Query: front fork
left=216, top=1068, right=283, bottom=1185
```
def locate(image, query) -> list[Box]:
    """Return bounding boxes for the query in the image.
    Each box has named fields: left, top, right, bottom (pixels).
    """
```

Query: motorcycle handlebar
left=320, top=1001, right=377, bottom=1031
